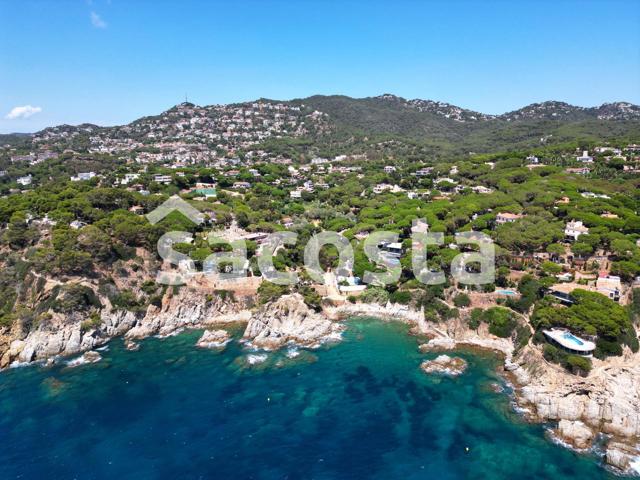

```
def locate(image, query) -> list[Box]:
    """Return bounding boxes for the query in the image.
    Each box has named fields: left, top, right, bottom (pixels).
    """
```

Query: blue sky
left=1, top=0, right=639, bottom=132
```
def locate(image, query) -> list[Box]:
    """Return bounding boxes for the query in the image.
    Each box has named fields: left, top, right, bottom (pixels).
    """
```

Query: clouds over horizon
left=5, top=105, right=42, bottom=120
left=90, top=11, right=107, bottom=29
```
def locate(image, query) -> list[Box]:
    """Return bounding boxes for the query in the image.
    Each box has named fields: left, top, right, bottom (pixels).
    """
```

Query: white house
left=289, top=189, right=302, bottom=199
left=153, top=174, right=172, bottom=184
left=495, top=212, right=524, bottom=225
left=596, top=275, right=622, bottom=302
left=564, top=220, right=589, bottom=241
left=434, top=177, right=457, bottom=185
left=373, top=184, right=392, bottom=194
left=121, top=173, right=140, bottom=185
left=71, top=172, right=96, bottom=182
left=17, top=175, right=32, bottom=186
left=414, top=167, right=433, bottom=177
left=576, top=150, right=594, bottom=163
left=384, top=165, right=397, bottom=174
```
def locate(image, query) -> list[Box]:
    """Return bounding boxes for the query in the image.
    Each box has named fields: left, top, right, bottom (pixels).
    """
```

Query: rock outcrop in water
left=243, top=293, right=343, bottom=349
left=555, top=419, right=595, bottom=450
left=606, top=442, right=640, bottom=473
left=420, top=354, right=467, bottom=376
left=196, top=329, right=231, bottom=349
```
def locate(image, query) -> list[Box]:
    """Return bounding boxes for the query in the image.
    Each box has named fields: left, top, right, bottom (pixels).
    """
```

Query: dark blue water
left=0, top=319, right=620, bottom=479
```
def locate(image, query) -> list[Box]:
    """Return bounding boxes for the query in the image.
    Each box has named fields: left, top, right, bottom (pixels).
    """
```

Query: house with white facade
left=576, top=150, right=594, bottom=163
left=596, top=275, right=622, bottom=302
left=495, top=212, right=524, bottom=225
left=153, top=174, right=172, bottom=184
left=17, top=175, right=32, bottom=186
left=71, top=172, right=96, bottom=182
left=564, top=220, right=589, bottom=241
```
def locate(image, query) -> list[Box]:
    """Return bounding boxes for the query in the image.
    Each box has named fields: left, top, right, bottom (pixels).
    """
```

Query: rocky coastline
left=0, top=292, right=638, bottom=475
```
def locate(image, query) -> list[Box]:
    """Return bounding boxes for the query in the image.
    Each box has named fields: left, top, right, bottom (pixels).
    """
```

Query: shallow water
left=0, top=319, right=623, bottom=479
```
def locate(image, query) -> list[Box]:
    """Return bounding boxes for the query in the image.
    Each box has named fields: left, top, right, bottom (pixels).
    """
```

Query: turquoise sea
left=0, top=319, right=624, bottom=479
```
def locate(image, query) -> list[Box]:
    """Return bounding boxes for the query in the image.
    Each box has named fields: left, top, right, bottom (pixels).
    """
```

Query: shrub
left=484, top=307, right=517, bottom=338
left=111, top=289, right=144, bottom=312
left=390, top=290, right=412, bottom=305
left=468, top=308, right=483, bottom=329
left=53, top=285, right=101, bottom=314
left=257, top=281, right=290, bottom=304
left=514, top=324, right=532, bottom=352
left=360, top=287, right=390, bottom=305
left=566, top=355, right=592, bottom=376
left=80, top=312, right=102, bottom=333
left=595, top=338, right=623, bottom=359
left=543, top=344, right=565, bottom=364
left=298, top=285, right=323, bottom=311
left=453, top=293, right=471, bottom=308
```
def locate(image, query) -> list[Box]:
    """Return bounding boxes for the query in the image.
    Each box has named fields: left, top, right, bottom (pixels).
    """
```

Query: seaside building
left=543, top=328, right=596, bottom=357
left=596, top=275, right=622, bottom=302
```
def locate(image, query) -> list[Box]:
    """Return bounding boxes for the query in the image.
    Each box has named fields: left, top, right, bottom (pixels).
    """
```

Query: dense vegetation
left=0, top=96, right=639, bottom=375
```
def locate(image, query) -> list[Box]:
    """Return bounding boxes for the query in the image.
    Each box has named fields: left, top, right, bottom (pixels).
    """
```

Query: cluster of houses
left=26, top=101, right=328, bottom=168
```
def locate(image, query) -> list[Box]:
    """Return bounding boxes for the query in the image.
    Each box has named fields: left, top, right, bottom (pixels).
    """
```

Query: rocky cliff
left=417, top=312, right=640, bottom=475
left=243, top=293, right=343, bottom=349
left=1, top=286, right=251, bottom=368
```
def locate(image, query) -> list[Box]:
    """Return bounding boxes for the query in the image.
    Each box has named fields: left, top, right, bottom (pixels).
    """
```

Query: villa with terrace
left=543, top=328, right=596, bottom=357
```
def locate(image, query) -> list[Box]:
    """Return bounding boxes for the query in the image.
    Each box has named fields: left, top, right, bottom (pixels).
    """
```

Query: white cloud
left=90, top=11, right=107, bottom=29
left=5, top=105, right=42, bottom=120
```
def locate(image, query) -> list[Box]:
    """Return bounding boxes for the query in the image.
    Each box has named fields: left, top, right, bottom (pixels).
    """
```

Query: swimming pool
left=496, top=289, right=517, bottom=296
left=562, top=332, right=585, bottom=346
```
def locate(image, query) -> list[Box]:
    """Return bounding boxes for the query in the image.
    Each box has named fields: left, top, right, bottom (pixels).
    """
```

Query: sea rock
left=419, top=338, right=456, bottom=352
left=243, top=293, right=343, bottom=349
left=66, top=350, right=102, bottom=367
left=555, top=420, right=595, bottom=449
left=605, top=442, right=640, bottom=474
left=420, top=355, right=468, bottom=376
left=124, top=339, right=140, bottom=351
left=196, top=329, right=231, bottom=349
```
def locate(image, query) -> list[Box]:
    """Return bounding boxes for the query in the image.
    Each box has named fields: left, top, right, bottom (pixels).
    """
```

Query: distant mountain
left=290, top=95, right=640, bottom=152
left=371, top=94, right=494, bottom=122
left=18, top=95, right=640, bottom=156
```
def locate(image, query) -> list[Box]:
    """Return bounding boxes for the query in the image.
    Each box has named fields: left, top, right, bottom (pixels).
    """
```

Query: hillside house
left=17, top=175, right=32, bottom=186
left=565, top=220, right=589, bottom=241
left=576, top=150, right=594, bottom=163
left=596, top=275, right=622, bottom=302
left=495, top=212, right=524, bottom=225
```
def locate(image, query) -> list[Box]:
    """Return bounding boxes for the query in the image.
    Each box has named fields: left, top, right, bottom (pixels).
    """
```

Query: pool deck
left=543, top=328, right=596, bottom=356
